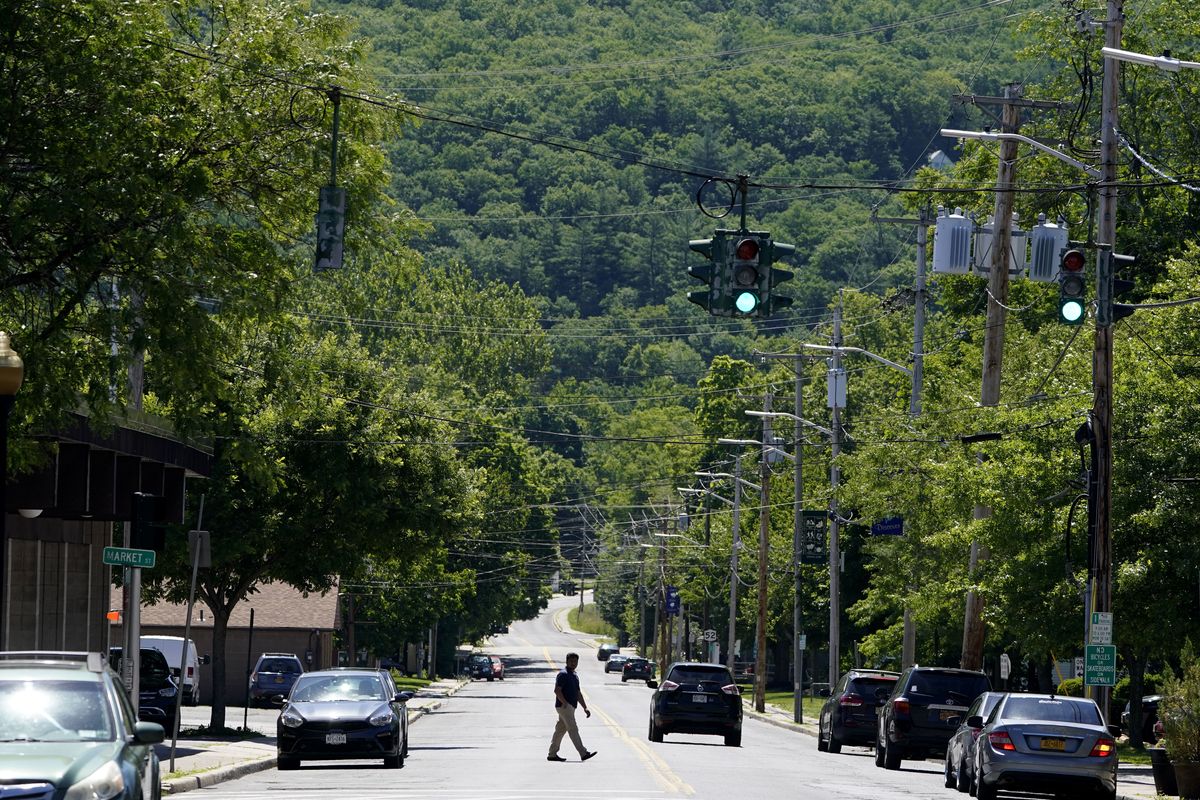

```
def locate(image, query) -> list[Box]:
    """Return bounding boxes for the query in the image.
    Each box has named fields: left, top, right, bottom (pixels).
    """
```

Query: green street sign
left=1084, top=644, right=1117, bottom=687
left=102, top=546, right=156, bottom=569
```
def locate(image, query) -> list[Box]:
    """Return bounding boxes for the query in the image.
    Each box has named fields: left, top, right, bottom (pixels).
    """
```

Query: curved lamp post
left=0, top=332, right=24, bottom=648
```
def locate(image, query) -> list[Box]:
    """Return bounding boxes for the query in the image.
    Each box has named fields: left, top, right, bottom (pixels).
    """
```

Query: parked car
left=468, top=654, right=493, bottom=680
left=1121, top=694, right=1161, bottom=743
left=597, top=643, right=620, bottom=661
left=971, top=692, right=1119, bottom=800
left=648, top=662, right=742, bottom=746
left=248, top=653, right=304, bottom=707
left=604, top=653, right=630, bottom=673
left=817, top=668, right=900, bottom=753
left=140, top=635, right=209, bottom=707
left=489, top=655, right=505, bottom=680
left=874, top=665, right=990, bottom=769
left=944, top=690, right=1006, bottom=792
left=276, top=668, right=413, bottom=769
left=108, top=645, right=179, bottom=734
left=623, top=657, right=656, bottom=683
left=0, top=651, right=165, bottom=800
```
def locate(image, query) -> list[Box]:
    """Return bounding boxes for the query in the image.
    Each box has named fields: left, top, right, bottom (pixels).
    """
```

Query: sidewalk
left=744, top=700, right=1159, bottom=800
left=158, top=677, right=467, bottom=794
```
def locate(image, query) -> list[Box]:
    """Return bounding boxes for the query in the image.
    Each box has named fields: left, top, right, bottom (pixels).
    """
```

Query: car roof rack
left=0, top=651, right=105, bottom=672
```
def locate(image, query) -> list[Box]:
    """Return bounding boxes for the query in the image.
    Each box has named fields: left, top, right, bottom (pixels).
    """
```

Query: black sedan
left=276, top=669, right=413, bottom=769
left=622, top=657, right=656, bottom=683
left=648, top=662, right=742, bottom=746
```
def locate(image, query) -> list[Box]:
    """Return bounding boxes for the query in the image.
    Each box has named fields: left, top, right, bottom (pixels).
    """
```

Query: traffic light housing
left=766, top=239, right=796, bottom=314
left=729, top=235, right=765, bottom=315
left=130, top=492, right=167, bottom=552
left=1058, top=248, right=1087, bottom=324
left=1111, top=252, right=1136, bottom=322
left=687, top=236, right=726, bottom=315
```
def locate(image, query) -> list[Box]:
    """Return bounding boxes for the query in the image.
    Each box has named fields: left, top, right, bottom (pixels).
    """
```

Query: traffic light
left=687, top=235, right=726, bottom=315
left=1111, top=252, right=1136, bottom=322
left=1058, top=248, right=1087, bottom=324
left=130, top=492, right=166, bottom=552
left=729, top=234, right=765, bottom=315
left=766, top=238, right=796, bottom=315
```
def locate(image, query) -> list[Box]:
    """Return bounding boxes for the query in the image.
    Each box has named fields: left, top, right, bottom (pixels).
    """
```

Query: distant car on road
left=971, top=693, right=1118, bottom=800
left=622, top=657, right=656, bottom=683
left=248, top=653, right=304, bottom=707
left=276, top=668, right=413, bottom=769
left=489, top=656, right=505, bottom=680
left=875, top=665, right=990, bottom=769
left=0, top=651, right=166, bottom=800
left=648, top=662, right=742, bottom=746
left=597, top=643, right=620, bottom=661
left=604, top=653, right=630, bottom=673
left=468, top=654, right=493, bottom=680
left=944, top=690, right=1006, bottom=792
left=817, top=668, right=899, bottom=753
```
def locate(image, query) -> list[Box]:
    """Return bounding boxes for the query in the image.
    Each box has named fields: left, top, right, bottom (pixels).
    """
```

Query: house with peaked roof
left=109, top=581, right=340, bottom=705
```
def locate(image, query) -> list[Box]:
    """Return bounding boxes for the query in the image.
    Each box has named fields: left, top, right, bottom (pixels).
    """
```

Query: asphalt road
left=183, top=593, right=961, bottom=800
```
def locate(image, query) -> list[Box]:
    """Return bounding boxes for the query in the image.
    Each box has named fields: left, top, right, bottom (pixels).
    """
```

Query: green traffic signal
left=730, top=236, right=762, bottom=315
left=1058, top=248, right=1087, bottom=325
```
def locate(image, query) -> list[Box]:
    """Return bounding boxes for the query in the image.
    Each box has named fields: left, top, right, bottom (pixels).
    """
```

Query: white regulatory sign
left=1089, top=611, right=1113, bottom=645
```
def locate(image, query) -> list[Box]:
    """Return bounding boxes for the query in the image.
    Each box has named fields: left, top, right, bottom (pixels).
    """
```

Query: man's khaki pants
left=548, top=704, right=587, bottom=757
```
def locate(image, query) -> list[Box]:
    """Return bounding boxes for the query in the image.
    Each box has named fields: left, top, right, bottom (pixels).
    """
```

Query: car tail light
left=660, top=680, right=680, bottom=691
left=720, top=684, right=740, bottom=696
left=1090, top=737, right=1115, bottom=757
left=187, top=666, right=194, bottom=677
left=839, top=693, right=864, bottom=707
left=988, top=731, right=1016, bottom=752
left=891, top=698, right=910, bottom=717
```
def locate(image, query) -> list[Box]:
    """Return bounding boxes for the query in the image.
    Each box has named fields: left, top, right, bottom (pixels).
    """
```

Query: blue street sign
left=871, top=516, right=905, bottom=536
left=665, top=586, right=680, bottom=615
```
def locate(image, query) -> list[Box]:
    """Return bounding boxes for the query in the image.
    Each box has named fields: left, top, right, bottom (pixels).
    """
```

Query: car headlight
left=369, top=707, right=397, bottom=727
left=279, top=707, right=306, bottom=728
left=159, top=686, right=177, bottom=697
left=64, top=760, right=126, bottom=800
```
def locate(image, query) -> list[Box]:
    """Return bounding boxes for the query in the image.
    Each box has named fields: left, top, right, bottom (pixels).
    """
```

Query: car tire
left=944, top=754, right=957, bottom=788
left=874, top=734, right=887, bottom=768
left=622, top=676, right=627, bottom=682
left=277, top=756, right=300, bottom=771
left=384, top=753, right=402, bottom=769
left=883, top=739, right=901, bottom=770
left=724, top=730, right=741, bottom=747
left=827, top=727, right=842, bottom=754
left=975, top=775, right=996, bottom=800
left=817, top=720, right=829, bottom=752
left=648, top=718, right=663, bottom=743
left=956, top=756, right=970, bottom=793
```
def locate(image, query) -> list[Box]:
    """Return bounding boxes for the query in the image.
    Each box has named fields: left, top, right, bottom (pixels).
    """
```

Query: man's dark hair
left=566, top=652, right=579, bottom=660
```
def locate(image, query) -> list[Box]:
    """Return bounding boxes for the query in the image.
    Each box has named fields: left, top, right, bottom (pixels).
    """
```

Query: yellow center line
left=542, top=648, right=693, bottom=796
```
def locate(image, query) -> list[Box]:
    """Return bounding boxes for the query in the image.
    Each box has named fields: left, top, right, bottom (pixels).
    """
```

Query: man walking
left=547, top=652, right=597, bottom=762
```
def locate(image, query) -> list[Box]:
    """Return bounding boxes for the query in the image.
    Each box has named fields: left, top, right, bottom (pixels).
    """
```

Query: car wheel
left=724, top=730, right=741, bottom=747
left=883, top=739, right=901, bottom=770
left=944, top=753, right=956, bottom=788
left=384, top=753, right=402, bottom=769
left=817, top=719, right=829, bottom=752
left=975, top=774, right=996, bottom=800
left=827, top=726, right=842, bottom=754
left=648, top=718, right=663, bottom=743
left=874, top=733, right=886, bottom=768
left=622, top=676, right=627, bottom=682
left=151, top=758, right=161, bottom=800
left=277, top=756, right=300, bottom=771
left=956, top=755, right=970, bottom=793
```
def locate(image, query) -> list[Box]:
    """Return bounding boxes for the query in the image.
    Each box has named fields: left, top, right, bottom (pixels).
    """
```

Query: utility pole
left=1091, top=0, right=1124, bottom=721
left=829, top=301, right=844, bottom=689
left=726, top=453, right=744, bottom=675
left=656, top=515, right=668, bottom=678
left=961, top=83, right=1023, bottom=672
left=792, top=362, right=805, bottom=721
left=754, top=394, right=773, bottom=713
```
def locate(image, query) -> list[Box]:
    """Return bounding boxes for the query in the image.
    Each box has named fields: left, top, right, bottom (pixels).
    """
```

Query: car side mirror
left=132, top=721, right=166, bottom=745
left=646, top=680, right=658, bottom=689
left=269, top=693, right=287, bottom=708
left=819, top=688, right=831, bottom=698
left=396, top=691, right=414, bottom=703
left=967, top=715, right=984, bottom=729
left=200, top=654, right=212, bottom=665
left=1109, top=725, right=1122, bottom=738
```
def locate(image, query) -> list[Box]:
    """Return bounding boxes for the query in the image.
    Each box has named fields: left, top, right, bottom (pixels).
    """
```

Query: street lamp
left=0, top=331, right=25, bottom=648
left=1100, top=46, right=1200, bottom=72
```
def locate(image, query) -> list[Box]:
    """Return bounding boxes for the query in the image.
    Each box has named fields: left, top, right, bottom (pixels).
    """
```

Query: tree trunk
left=208, top=608, right=230, bottom=730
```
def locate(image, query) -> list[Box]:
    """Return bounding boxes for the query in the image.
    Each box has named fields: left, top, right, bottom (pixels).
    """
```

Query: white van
left=141, top=635, right=207, bottom=706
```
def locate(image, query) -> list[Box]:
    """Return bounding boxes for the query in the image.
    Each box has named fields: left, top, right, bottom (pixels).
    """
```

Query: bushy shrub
left=1057, top=677, right=1084, bottom=696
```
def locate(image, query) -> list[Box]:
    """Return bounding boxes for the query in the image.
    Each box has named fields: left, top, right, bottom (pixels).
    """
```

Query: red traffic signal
left=1060, top=249, right=1086, bottom=272
left=734, top=238, right=760, bottom=261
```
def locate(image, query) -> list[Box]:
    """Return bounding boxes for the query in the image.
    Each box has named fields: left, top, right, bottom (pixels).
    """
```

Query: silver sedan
left=972, top=693, right=1119, bottom=800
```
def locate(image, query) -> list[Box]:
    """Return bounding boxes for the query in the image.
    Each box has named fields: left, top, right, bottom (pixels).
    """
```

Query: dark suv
left=248, top=653, right=305, bottom=706
left=817, top=668, right=900, bottom=753
left=108, top=645, right=179, bottom=734
left=875, top=665, right=990, bottom=769
left=648, top=662, right=742, bottom=746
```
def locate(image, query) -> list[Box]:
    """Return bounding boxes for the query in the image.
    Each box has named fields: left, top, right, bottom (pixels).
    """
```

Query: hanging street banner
left=801, top=511, right=828, bottom=564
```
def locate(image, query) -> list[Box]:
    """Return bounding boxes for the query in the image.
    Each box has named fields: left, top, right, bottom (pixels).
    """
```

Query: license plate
left=939, top=710, right=961, bottom=721
left=1041, top=737, right=1065, bottom=751
left=274, top=676, right=285, bottom=683
left=326, top=732, right=347, bottom=745
left=691, top=695, right=707, bottom=704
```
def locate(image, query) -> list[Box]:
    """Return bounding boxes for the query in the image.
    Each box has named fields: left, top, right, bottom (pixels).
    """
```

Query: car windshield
left=0, top=679, right=114, bottom=742
left=291, top=675, right=386, bottom=702
left=906, top=673, right=989, bottom=704
left=1002, top=697, right=1102, bottom=725
left=260, top=659, right=301, bottom=674
left=848, top=677, right=897, bottom=694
